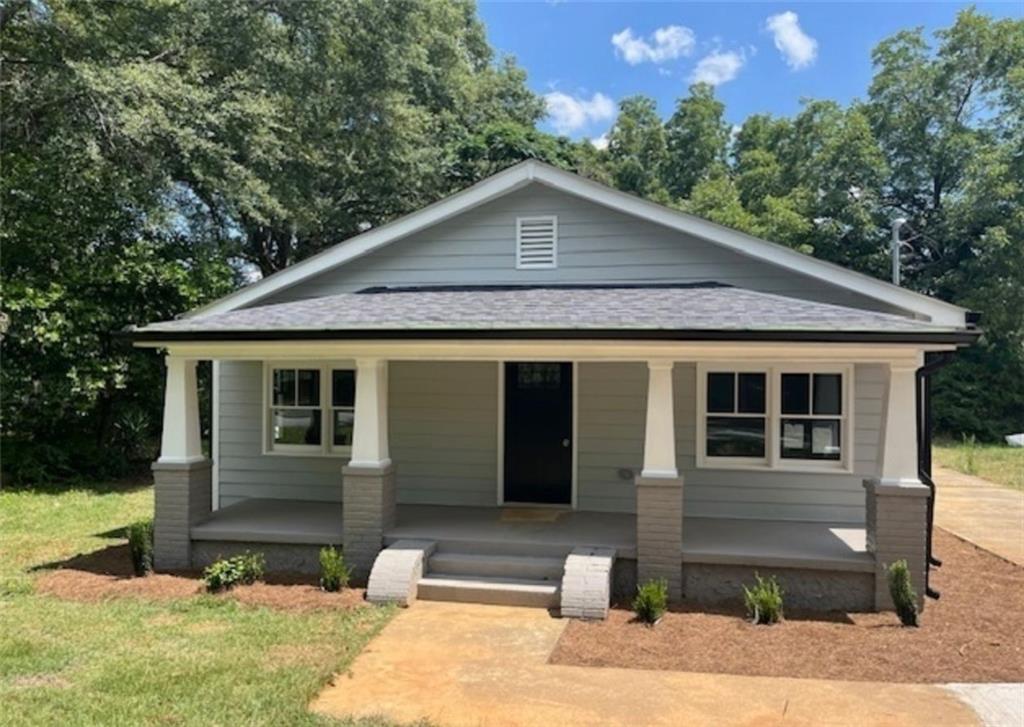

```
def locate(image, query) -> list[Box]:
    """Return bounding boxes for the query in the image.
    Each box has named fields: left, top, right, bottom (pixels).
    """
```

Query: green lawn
left=0, top=481, right=399, bottom=727
left=934, top=440, right=1024, bottom=491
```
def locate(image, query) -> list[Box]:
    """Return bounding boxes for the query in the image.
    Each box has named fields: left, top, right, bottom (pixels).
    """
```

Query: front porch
left=190, top=498, right=873, bottom=579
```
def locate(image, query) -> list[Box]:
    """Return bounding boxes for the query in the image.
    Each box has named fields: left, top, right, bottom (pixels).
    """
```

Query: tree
left=0, top=0, right=544, bottom=480
left=663, top=83, right=730, bottom=200
left=606, top=96, right=668, bottom=199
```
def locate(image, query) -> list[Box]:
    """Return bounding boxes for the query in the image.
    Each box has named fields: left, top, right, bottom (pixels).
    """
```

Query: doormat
left=499, top=508, right=566, bottom=523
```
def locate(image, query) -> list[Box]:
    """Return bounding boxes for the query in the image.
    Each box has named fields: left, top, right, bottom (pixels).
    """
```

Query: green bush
left=887, top=559, right=919, bottom=627
left=126, top=519, right=154, bottom=576
left=961, top=433, right=979, bottom=475
left=743, top=573, right=784, bottom=625
left=319, top=546, right=352, bottom=592
left=203, top=552, right=265, bottom=592
left=633, top=578, right=668, bottom=625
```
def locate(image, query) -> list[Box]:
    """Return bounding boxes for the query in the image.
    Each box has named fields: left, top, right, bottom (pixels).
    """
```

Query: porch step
left=427, top=552, right=564, bottom=581
left=417, top=574, right=560, bottom=608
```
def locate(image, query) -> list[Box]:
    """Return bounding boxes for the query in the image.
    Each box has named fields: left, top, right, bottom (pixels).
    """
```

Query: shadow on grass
left=29, top=543, right=138, bottom=577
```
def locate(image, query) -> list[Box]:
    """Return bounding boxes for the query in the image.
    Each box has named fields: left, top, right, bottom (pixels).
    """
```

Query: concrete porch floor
left=191, top=499, right=871, bottom=572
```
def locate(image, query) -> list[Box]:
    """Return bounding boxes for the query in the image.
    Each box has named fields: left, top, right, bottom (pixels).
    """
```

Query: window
left=704, top=372, right=767, bottom=459
left=515, top=216, right=557, bottom=269
left=780, top=373, right=842, bottom=461
left=698, top=365, right=851, bottom=471
left=266, top=364, right=356, bottom=455
left=331, top=369, right=356, bottom=449
left=272, top=368, right=321, bottom=447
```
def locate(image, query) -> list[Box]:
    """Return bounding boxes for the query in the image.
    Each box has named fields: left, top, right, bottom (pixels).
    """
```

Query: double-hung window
left=698, top=364, right=851, bottom=471
left=266, top=363, right=356, bottom=456
left=704, top=372, right=767, bottom=462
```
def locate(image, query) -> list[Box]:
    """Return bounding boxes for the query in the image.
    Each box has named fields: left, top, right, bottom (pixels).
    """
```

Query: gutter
left=916, top=350, right=958, bottom=600
left=119, top=327, right=981, bottom=346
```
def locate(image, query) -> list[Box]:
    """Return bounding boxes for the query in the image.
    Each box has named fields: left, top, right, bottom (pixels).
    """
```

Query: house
left=128, top=160, right=978, bottom=618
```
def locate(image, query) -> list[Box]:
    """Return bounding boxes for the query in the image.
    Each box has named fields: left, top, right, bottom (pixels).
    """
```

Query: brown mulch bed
left=551, top=528, right=1024, bottom=683
left=33, top=544, right=367, bottom=612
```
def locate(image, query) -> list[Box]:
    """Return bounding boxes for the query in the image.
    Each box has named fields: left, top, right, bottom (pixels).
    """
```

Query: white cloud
left=612, top=25, right=696, bottom=65
left=544, top=91, right=616, bottom=135
left=689, top=50, right=746, bottom=86
left=589, top=133, right=609, bottom=151
left=765, top=11, right=818, bottom=70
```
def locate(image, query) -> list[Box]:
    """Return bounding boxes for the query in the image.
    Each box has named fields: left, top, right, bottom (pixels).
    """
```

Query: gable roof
left=191, top=160, right=970, bottom=327
left=133, top=283, right=976, bottom=345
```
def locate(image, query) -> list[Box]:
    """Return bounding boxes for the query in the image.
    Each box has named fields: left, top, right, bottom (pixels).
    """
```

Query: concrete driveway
left=311, top=601, right=978, bottom=727
left=934, top=466, right=1024, bottom=565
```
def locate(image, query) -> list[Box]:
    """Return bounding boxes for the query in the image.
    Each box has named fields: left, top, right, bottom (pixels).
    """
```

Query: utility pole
left=891, top=217, right=907, bottom=286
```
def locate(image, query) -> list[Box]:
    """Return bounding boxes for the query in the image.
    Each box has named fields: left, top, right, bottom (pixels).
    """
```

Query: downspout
left=916, top=350, right=956, bottom=600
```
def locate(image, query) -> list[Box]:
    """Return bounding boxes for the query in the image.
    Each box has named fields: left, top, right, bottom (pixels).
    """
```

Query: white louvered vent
left=515, top=216, right=558, bottom=269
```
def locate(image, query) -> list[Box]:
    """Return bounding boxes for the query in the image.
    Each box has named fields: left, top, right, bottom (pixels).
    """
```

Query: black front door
left=503, top=362, right=573, bottom=504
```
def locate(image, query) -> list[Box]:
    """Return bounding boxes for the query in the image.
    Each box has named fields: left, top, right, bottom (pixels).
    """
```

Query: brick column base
left=152, top=459, right=212, bottom=571
left=635, top=474, right=684, bottom=602
left=864, top=478, right=930, bottom=612
left=342, top=463, right=396, bottom=583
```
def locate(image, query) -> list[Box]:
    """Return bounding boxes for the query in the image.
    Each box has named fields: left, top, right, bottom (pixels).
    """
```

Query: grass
left=0, top=480, right=400, bottom=727
left=934, top=440, right=1024, bottom=491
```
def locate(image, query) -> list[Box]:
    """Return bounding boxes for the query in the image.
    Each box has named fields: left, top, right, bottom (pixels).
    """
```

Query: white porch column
left=865, top=358, right=929, bottom=611
left=343, top=357, right=396, bottom=581
left=152, top=356, right=211, bottom=571
left=641, top=360, right=678, bottom=478
left=635, top=360, right=684, bottom=602
left=349, top=358, right=390, bottom=468
left=158, top=356, right=203, bottom=464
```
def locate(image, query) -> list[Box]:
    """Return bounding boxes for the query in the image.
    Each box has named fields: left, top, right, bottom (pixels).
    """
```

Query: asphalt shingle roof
left=131, top=283, right=965, bottom=338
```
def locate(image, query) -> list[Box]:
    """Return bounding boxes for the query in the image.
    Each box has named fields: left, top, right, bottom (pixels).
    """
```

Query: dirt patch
left=10, top=673, right=72, bottom=690
left=551, top=529, right=1024, bottom=683
left=34, top=544, right=367, bottom=613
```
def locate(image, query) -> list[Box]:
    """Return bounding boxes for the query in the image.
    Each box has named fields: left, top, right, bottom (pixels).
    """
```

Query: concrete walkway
left=934, top=466, right=1024, bottom=565
left=310, top=601, right=978, bottom=727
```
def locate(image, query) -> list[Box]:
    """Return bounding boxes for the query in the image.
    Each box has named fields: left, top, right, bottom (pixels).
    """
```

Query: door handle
left=562, top=438, right=570, bottom=448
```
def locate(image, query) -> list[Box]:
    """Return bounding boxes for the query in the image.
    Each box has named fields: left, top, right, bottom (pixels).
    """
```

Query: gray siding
left=390, top=361, right=498, bottom=506
left=577, top=363, right=644, bottom=513
left=257, top=184, right=908, bottom=317
left=218, top=361, right=343, bottom=507
left=217, top=359, right=885, bottom=523
left=674, top=363, right=885, bottom=524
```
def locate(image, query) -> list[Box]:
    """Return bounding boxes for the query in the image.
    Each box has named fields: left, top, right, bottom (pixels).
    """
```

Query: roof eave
left=124, top=327, right=981, bottom=346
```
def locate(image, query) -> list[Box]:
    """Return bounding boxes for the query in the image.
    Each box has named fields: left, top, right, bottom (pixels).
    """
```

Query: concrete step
left=423, top=538, right=576, bottom=558
left=417, top=575, right=560, bottom=608
left=427, top=552, right=565, bottom=581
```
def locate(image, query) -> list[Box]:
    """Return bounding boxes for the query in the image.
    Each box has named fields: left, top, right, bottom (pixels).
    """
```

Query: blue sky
left=477, top=1, right=1022, bottom=145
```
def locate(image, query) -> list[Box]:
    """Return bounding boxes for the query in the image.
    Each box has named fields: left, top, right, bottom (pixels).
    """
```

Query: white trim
left=211, top=359, right=220, bottom=511
left=695, top=362, right=854, bottom=474
left=187, top=160, right=968, bottom=327
left=158, top=356, right=204, bottom=464
left=146, top=340, right=948, bottom=364
left=496, top=360, right=578, bottom=509
left=261, top=360, right=357, bottom=458
left=515, top=215, right=557, bottom=269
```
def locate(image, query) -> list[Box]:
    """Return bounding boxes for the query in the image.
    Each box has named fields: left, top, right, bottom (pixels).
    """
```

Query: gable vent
left=516, top=216, right=558, bottom=269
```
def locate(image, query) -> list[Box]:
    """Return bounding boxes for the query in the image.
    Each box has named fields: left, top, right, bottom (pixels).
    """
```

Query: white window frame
left=262, top=360, right=357, bottom=457
left=515, top=215, right=558, bottom=269
left=696, top=362, right=854, bottom=473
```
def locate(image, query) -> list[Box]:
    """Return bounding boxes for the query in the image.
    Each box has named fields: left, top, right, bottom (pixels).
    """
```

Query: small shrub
left=319, top=546, right=352, bottom=592
left=126, top=519, right=154, bottom=576
left=887, top=559, right=919, bottom=627
left=203, top=552, right=265, bottom=592
left=633, top=578, right=668, bottom=625
left=743, top=573, right=784, bottom=625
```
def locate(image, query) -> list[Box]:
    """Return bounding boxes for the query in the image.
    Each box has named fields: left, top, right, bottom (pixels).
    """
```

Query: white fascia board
left=528, top=164, right=969, bottom=327
left=191, top=159, right=968, bottom=327
left=187, top=162, right=537, bottom=318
